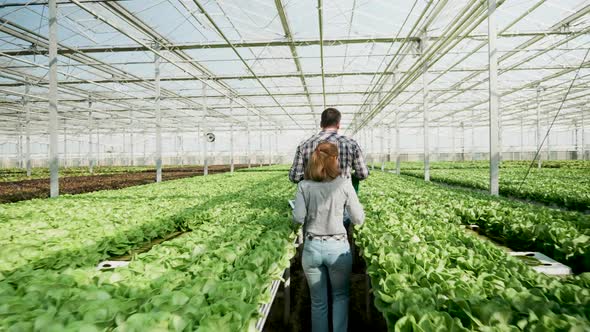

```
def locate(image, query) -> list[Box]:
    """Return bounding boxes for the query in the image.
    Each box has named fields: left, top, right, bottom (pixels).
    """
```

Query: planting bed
left=0, top=165, right=247, bottom=204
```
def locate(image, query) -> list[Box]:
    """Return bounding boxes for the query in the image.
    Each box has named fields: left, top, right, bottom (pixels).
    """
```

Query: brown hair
left=304, top=142, right=341, bottom=182
left=320, top=108, right=341, bottom=128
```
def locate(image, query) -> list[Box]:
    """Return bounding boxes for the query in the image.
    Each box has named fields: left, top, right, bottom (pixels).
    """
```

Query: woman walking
left=293, top=141, right=365, bottom=332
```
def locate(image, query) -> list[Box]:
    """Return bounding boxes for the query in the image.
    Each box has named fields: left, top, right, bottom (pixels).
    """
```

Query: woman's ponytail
left=304, top=141, right=340, bottom=181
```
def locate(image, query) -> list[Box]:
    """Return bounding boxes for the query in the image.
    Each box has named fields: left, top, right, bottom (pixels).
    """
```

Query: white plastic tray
left=96, top=260, right=130, bottom=270
left=509, top=251, right=572, bottom=275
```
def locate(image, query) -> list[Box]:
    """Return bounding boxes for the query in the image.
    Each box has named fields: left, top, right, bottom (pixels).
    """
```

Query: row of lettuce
left=399, top=167, right=590, bottom=211
left=0, top=172, right=296, bottom=331
left=0, top=166, right=161, bottom=182
left=356, top=172, right=590, bottom=330
left=380, top=160, right=590, bottom=170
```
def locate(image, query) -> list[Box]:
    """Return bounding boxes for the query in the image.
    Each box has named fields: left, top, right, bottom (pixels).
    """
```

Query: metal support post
left=230, top=100, right=234, bottom=173
left=498, top=105, right=503, bottom=162
left=268, top=133, right=273, bottom=166
left=154, top=45, right=162, bottom=182
left=582, top=111, right=586, bottom=160
left=520, top=115, right=524, bottom=160
left=387, top=125, right=392, bottom=165
left=17, top=119, right=23, bottom=168
left=451, top=116, right=456, bottom=161
left=24, top=83, right=32, bottom=176
left=370, top=127, right=375, bottom=170
left=96, top=122, right=100, bottom=166
left=259, top=115, right=263, bottom=167
left=546, top=108, right=551, bottom=161
left=574, top=120, right=579, bottom=159
left=247, top=115, right=251, bottom=168
left=179, top=134, right=184, bottom=166
left=460, top=122, right=465, bottom=161
left=536, top=86, right=542, bottom=168
left=88, top=98, right=94, bottom=173
left=203, top=83, right=208, bottom=176
left=488, top=0, right=499, bottom=196
left=395, top=113, right=401, bottom=175
left=421, top=33, right=430, bottom=182
left=380, top=126, right=385, bottom=171
left=196, top=125, right=201, bottom=165
left=48, top=0, right=59, bottom=196
left=275, top=129, right=279, bottom=165
left=130, top=110, right=134, bottom=166
left=471, top=109, right=475, bottom=161
left=63, top=119, right=67, bottom=167
left=143, top=136, right=147, bottom=164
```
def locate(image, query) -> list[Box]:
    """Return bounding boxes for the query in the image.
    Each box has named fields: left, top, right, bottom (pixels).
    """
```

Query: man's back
left=289, top=130, right=369, bottom=183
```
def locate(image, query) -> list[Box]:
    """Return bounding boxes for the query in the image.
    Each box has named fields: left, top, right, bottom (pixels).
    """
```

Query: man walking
left=289, top=108, right=369, bottom=184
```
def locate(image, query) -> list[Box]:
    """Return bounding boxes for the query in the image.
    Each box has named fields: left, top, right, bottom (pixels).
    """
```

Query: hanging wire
left=516, top=47, right=590, bottom=192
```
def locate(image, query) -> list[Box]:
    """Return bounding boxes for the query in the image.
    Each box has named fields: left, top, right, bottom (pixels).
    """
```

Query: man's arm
left=289, top=144, right=305, bottom=183
left=351, top=140, right=369, bottom=180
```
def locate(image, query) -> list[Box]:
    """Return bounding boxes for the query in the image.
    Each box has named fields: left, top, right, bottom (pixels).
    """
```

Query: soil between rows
left=0, top=164, right=248, bottom=204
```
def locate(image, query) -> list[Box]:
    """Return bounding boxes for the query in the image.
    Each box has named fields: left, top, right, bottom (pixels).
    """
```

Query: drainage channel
left=96, top=230, right=188, bottom=270
left=463, top=224, right=572, bottom=276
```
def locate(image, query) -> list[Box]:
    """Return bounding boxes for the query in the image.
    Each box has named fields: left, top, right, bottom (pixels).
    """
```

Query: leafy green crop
left=356, top=172, right=590, bottom=330
left=0, top=172, right=296, bottom=331
left=397, top=165, right=590, bottom=211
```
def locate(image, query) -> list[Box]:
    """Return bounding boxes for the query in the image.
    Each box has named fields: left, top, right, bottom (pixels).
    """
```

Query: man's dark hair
left=320, top=108, right=341, bottom=128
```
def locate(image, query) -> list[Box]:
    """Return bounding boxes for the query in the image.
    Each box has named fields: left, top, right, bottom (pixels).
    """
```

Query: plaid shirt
left=289, top=130, right=369, bottom=183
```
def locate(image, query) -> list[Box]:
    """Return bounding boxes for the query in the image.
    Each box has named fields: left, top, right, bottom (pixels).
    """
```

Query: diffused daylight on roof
left=1, top=0, right=588, bottom=137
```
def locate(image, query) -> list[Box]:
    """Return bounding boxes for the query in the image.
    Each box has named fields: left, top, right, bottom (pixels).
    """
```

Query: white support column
left=387, top=125, right=392, bottom=165
left=574, top=120, right=579, bottom=159
left=546, top=107, right=551, bottom=161
left=498, top=104, right=503, bottom=162
left=451, top=115, right=456, bottom=161
left=143, top=134, right=147, bottom=165
left=17, top=117, right=23, bottom=169
left=179, top=134, right=184, bottom=166
left=130, top=110, right=134, bottom=166
left=460, top=122, right=465, bottom=161
left=155, top=46, right=162, bottom=182
left=268, top=133, right=273, bottom=166
left=370, top=127, right=375, bottom=170
left=395, top=112, right=401, bottom=175
left=582, top=111, right=586, bottom=161
left=230, top=99, right=234, bottom=173
left=259, top=115, right=263, bottom=167
left=24, top=82, right=32, bottom=176
left=96, top=121, right=100, bottom=166
left=487, top=0, right=499, bottom=196
left=202, top=83, right=209, bottom=176
left=380, top=126, right=385, bottom=171
left=536, top=86, right=542, bottom=168
left=247, top=114, right=251, bottom=168
left=276, top=129, right=280, bottom=164
left=471, top=109, right=475, bottom=160
left=421, top=33, right=430, bottom=182
left=520, top=114, right=524, bottom=160
left=48, top=0, right=59, bottom=196
left=196, top=125, right=201, bottom=165
left=63, top=119, right=67, bottom=167
left=88, top=98, right=94, bottom=173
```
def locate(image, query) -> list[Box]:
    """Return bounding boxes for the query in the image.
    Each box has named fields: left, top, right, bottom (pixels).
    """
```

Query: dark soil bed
left=0, top=164, right=248, bottom=204
left=263, top=233, right=387, bottom=332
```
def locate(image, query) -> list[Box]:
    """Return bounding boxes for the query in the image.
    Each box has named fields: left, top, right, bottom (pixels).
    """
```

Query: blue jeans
left=302, top=238, right=352, bottom=332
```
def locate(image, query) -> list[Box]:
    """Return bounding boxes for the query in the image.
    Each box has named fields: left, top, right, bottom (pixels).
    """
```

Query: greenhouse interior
left=0, top=0, right=589, bottom=331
